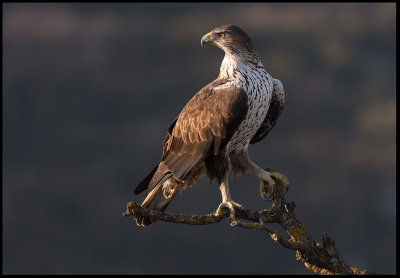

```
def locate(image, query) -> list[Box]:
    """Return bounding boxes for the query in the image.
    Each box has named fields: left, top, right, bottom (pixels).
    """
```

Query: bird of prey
left=134, top=24, right=286, bottom=226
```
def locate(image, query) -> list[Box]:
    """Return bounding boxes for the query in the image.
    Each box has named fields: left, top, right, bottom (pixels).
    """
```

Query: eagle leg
left=259, top=169, right=289, bottom=200
left=215, top=180, right=244, bottom=219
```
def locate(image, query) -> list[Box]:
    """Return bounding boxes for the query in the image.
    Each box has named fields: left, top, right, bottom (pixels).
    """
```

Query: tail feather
left=135, top=182, right=177, bottom=226
left=134, top=165, right=158, bottom=195
left=134, top=163, right=179, bottom=226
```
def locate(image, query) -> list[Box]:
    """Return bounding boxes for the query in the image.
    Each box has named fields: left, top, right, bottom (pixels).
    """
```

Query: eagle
left=134, top=24, right=286, bottom=226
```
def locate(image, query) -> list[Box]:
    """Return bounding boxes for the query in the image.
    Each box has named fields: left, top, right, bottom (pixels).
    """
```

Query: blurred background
left=3, top=3, right=396, bottom=275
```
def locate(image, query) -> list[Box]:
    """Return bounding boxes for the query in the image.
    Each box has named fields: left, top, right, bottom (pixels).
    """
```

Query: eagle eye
left=218, top=33, right=225, bottom=38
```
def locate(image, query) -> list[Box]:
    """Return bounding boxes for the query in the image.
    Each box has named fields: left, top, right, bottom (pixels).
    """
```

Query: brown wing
left=250, top=78, right=285, bottom=144
left=134, top=78, right=248, bottom=196
left=162, top=78, right=248, bottom=181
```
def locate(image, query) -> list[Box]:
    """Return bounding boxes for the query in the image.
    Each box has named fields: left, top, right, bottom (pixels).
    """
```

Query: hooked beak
left=201, top=32, right=217, bottom=47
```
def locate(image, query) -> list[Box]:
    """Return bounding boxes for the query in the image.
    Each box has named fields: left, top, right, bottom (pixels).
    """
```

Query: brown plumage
left=134, top=24, right=285, bottom=226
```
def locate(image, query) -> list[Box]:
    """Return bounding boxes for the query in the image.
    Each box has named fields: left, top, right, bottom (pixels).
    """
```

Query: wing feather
left=162, top=78, right=248, bottom=181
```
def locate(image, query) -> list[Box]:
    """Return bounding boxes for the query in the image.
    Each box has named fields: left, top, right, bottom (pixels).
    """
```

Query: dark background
left=3, top=3, right=396, bottom=275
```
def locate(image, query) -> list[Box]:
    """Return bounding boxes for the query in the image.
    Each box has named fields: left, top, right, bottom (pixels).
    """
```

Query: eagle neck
left=219, top=52, right=263, bottom=86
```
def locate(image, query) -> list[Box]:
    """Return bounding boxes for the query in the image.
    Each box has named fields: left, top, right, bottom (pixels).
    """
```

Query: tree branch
left=123, top=175, right=376, bottom=275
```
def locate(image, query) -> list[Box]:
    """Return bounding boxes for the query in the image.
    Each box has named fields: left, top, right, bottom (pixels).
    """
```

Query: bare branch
left=124, top=175, right=376, bottom=275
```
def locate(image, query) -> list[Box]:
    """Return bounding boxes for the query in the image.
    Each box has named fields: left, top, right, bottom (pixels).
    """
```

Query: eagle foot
left=215, top=200, right=244, bottom=220
left=259, top=170, right=289, bottom=201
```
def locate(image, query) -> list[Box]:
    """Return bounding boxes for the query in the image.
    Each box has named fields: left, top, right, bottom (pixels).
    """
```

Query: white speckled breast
left=218, top=54, right=274, bottom=153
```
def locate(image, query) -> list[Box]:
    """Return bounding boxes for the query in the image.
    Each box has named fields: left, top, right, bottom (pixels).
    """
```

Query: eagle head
left=201, top=24, right=255, bottom=54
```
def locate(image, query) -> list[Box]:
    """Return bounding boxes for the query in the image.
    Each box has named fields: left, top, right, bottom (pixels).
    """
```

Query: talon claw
left=260, top=178, right=275, bottom=201
left=216, top=201, right=243, bottom=220
left=267, top=182, right=276, bottom=200
left=259, top=170, right=289, bottom=201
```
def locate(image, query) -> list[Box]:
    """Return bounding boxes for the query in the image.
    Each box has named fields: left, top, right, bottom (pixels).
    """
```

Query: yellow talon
left=216, top=201, right=244, bottom=219
left=259, top=170, right=289, bottom=200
